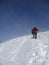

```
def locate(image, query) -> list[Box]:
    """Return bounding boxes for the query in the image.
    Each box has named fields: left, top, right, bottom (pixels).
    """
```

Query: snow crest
left=0, top=31, right=49, bottom=65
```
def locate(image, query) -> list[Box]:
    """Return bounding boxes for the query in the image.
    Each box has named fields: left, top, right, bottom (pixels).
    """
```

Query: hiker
left=31, top=27, right=39, bottom=39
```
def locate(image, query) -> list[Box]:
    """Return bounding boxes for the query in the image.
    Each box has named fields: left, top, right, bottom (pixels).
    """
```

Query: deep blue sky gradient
left=0, top=0, right=49, bottom=41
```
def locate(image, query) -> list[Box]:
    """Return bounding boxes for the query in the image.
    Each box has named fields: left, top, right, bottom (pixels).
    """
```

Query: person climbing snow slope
left=31, top=27, right=39, bottom=39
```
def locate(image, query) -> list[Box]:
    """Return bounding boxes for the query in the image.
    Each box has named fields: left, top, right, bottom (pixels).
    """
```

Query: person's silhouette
left=31, top=27, right=39, bottom=39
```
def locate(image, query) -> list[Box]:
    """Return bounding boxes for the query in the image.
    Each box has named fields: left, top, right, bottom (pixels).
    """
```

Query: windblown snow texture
left=0, top=31, right=49, bottom=65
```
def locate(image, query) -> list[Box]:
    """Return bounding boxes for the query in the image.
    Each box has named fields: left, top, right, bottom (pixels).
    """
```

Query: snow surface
left=0, top=31, right=49, bottom=65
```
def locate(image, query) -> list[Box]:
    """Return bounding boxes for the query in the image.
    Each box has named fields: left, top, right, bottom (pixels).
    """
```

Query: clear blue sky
left=0, top=0, right=49, bottom=41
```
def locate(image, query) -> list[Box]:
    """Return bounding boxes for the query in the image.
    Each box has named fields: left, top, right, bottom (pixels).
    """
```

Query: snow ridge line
left=10, top=37, right=27, bottom=61
left=16, top=37, right=27, bottom=52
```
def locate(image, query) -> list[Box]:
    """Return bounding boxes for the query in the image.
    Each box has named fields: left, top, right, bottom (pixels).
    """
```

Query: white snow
left=0, top=31, right=49, bottom=65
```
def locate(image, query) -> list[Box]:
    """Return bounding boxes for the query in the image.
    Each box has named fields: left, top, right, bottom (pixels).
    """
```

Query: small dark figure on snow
left=31, top=27, right=39, bottom=39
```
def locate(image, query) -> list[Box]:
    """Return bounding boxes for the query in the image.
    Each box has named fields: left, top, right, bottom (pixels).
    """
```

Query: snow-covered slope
left=0, top=31, right=49, bottom=65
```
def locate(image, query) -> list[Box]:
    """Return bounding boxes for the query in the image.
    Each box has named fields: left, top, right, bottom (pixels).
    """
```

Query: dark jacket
left=32, top=27, right=39, bottom=33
